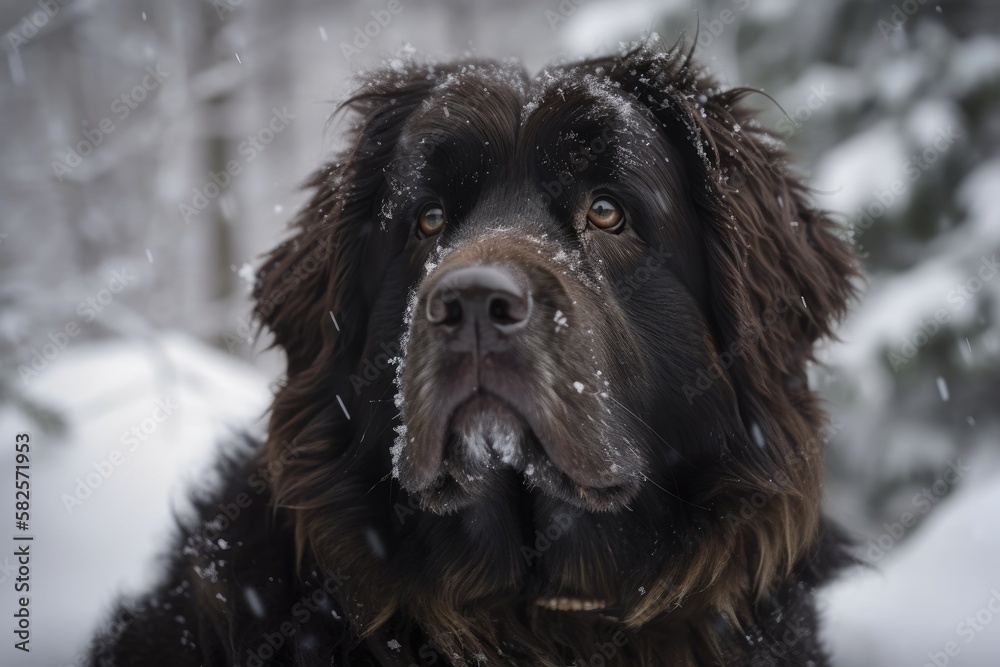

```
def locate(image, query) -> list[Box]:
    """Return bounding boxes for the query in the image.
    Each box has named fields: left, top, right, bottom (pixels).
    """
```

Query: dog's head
left=254, top=43, right=855, bottom=661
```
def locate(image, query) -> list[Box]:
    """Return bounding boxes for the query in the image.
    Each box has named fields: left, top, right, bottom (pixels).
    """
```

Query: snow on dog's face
left=252, top=44, right=856, bottom=663
left=387, top=63, right=726, bottom=515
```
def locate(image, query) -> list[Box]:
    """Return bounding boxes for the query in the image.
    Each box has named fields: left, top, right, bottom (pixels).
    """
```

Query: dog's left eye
left=586, top=196, right=624, bottom=232
left=418, top=204, right=446, bottom=237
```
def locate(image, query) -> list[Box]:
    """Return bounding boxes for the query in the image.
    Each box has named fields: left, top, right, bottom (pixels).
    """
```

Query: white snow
left=558, top=1, right=682, bottom=58
left=821, top=469, right=1000, bottom=667
left=905, top=99, right=961, bottom=148
left=236, top=262, right=257, bottom=292
left=554, top=309, right=568, bottom=332
left=0, top=333, right=271, bottom=666
left=947, top=36, right=1000, bottom=96
left=812, top=122, right=909, bottom=217
left=819, top=157, right=1000, bottom=414
left=936, top=376, right=950, bottom=401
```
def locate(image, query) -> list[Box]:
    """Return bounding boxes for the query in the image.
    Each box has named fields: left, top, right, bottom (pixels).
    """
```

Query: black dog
left=90, top=42, right=857, bottom=666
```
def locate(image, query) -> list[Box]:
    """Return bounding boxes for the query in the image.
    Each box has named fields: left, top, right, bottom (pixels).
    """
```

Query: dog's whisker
left=361, top=474, right=393, bottom=499
left=359, top=383, right=396, bottom=445
left=604, top=393, right=694, bottom=466
left=643, top=474, right=710, bottom=512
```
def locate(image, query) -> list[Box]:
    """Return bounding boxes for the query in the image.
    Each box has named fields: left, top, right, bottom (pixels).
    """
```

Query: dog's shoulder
left=87, top=439, right=363, bottom=666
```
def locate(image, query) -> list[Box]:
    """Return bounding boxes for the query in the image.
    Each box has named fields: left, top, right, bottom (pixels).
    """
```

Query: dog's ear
left=601, top=45, right=858, bottom=399
left=252, top=65, right=446, bottom=608
left=253, top=67, right=441, bottom=376
left=595, top=46, right=859, bottom=615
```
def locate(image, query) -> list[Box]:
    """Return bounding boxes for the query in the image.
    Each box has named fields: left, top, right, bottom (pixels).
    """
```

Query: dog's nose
left=426, top=266, right=530, bottom=349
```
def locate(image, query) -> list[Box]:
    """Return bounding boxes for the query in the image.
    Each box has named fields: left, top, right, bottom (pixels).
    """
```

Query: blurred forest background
left=1, top=0, right=998, bottom=665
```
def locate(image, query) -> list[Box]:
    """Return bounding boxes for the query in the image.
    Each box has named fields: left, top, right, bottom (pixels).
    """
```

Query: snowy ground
left=0, top=335, right=271, bottom=666
left=819, top=462, right=1000, bottom=666
left=1, top=335, right=998, bottom=666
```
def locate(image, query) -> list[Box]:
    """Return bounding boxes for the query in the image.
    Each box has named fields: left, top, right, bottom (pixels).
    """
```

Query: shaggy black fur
left=90, top=42, right=858, bottom=666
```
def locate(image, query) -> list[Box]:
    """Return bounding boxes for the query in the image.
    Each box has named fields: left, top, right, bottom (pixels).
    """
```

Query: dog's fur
left=90, top=43, right=857, bottom=666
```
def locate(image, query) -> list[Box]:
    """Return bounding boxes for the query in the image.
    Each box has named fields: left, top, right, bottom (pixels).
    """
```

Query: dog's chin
left=450, top=394, right=529, bottom=470
left=409, top=394, right=641, bottom=515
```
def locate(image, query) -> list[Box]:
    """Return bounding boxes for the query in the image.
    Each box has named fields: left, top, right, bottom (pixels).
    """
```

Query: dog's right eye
left=418, top=204, right=446, bottom=237
left=587, top=196, right=625, bottom=232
